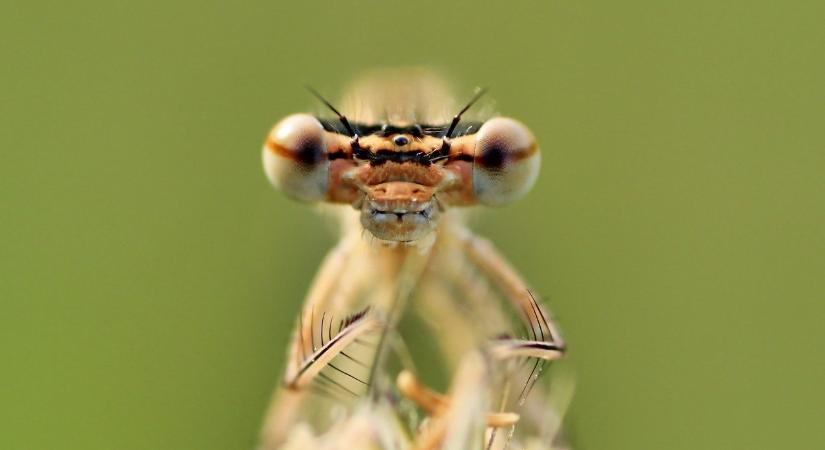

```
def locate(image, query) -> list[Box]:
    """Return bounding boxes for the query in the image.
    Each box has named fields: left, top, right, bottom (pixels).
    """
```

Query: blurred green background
left=2, top=1, right=824, bottom=449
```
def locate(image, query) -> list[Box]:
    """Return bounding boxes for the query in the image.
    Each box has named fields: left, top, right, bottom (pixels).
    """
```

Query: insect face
left=262, top=88, right=541, bottom=242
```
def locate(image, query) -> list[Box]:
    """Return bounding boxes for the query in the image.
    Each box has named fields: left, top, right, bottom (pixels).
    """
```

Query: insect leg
left=459, top=230, right=566, bottom=352
left=457, top=229, right=566, bottom=412
left=258, top=235, right=363, bottom=449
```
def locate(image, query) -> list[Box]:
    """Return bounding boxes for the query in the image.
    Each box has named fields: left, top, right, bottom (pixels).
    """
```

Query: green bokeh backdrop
left=2, top=1, right=824, bottom=449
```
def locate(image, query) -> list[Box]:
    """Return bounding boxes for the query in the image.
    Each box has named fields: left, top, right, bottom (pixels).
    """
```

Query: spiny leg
left=262, top=239, right=436, bottom=448
left=457, top=228, right=566, bottom=426
left=259, top=235, right=365, bottom=449
left=459, top=229, right=565, bottom=350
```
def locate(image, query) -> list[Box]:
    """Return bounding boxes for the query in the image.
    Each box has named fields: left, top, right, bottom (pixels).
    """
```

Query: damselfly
left=259, top=69, right=570, bottom=450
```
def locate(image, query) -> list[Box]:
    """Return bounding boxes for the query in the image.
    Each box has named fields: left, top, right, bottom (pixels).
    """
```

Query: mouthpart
left=360, top=200, right=438, bottom=242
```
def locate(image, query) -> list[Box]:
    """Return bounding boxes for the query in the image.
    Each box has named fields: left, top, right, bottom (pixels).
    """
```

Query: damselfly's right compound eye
left=472, top=117, right=541, bottom=206
left=262, top=114, right=329, bottom=202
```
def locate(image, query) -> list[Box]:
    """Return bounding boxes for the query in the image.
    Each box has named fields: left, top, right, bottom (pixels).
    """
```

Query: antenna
left=444, top=87, right=487, bottom=139
left=305, top=86, right=356, bottom=137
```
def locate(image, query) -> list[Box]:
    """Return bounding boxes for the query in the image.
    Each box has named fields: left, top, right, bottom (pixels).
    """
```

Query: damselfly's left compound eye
left=472, top=117, right=541, bottom=206
left=262, top=114, right=329, bottom=202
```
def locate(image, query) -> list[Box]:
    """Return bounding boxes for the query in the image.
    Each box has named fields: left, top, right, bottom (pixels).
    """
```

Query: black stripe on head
left=326, top=148, right=456, bottom=166
left=326, top=141, right=474, bottom=164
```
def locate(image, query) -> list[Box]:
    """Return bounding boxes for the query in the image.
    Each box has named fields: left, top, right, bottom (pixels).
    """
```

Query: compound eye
left=472, top=117, right=541, bottom=206
left=262, top=114, right=329, bottom=202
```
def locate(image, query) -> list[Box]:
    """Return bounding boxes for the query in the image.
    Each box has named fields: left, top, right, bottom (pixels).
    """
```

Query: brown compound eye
left=472, top=117, right=541, bottom=206
left=262, top=114, right=329, bottom=202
